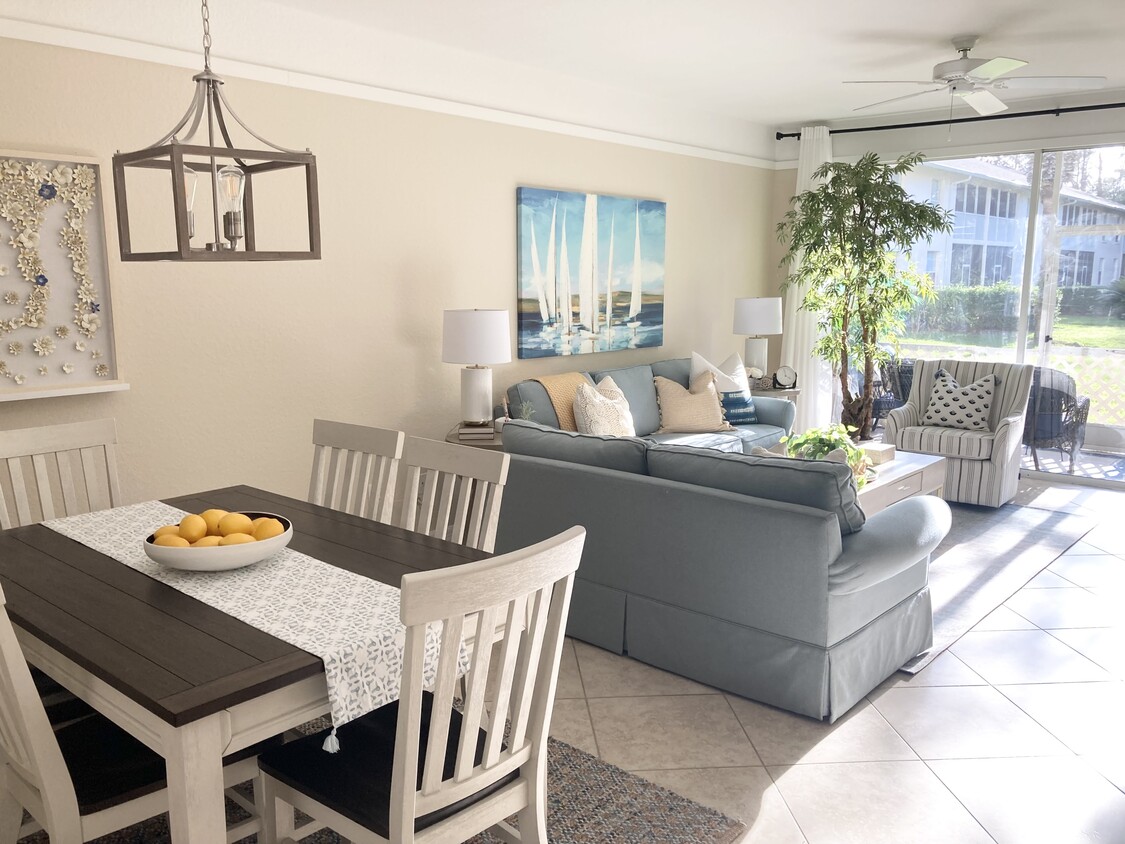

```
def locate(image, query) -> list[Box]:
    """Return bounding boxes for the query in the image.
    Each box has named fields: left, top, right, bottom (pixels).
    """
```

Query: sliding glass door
left=895, top=144, right=1125, bottom=484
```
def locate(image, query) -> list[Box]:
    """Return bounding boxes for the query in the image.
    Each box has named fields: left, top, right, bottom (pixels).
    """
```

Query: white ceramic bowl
left=143, top=512, right=293, bottom=572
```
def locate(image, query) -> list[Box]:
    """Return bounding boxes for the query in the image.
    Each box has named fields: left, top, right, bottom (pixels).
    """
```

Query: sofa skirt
left=623, top=587, right=933, bottom=722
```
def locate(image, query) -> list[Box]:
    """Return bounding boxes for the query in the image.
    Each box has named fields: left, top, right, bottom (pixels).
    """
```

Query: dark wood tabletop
left=0, top=485, right=487, bottom=727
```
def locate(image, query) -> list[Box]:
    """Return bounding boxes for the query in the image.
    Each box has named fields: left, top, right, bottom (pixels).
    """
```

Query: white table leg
left=164, top=714, right=227, bottom=843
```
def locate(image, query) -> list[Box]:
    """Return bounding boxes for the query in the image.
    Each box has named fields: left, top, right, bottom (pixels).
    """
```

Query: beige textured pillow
left=655, top=372, right=733, bottom=433
left=573, top=376, right=636, bottom=437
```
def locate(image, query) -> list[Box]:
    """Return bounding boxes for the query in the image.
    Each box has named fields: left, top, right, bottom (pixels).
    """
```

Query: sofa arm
left=884, top=402, right=919, bottom=445
left=830, top=496, right=952, bottom=592
left=751, top=396, right=796, bottom=433
left=990, top=412, right=1026, bottom=465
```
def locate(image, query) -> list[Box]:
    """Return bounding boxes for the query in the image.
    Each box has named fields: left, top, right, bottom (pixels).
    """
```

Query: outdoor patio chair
left=1022, top=367, right=1091, bottom=474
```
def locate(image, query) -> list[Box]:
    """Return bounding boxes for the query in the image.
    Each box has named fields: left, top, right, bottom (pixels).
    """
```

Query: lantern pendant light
left=112, top=0, right=320, bottom=261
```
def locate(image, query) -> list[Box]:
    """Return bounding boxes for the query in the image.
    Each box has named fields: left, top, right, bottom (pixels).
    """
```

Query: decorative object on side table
left=445, top=426, right=504, bottom=450
left=442, top=308, right=511, bottom=425
left=733, top=297, right=783, bottom=374
left=860, top=442, right=896, bottom=465
left=112, top=0, right=320, bottom=261
left=516, top=187, right=666, bottom=358
left=773, top=365, right=797, bottom=389
left=783, top=423, right=871, bottom=487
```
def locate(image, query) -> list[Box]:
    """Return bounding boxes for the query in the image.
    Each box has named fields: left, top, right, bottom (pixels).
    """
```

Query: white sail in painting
left=577, top=193, right=598, bottom=332
left=558, top=211, right=572, bottom=336
left=529, top=214, right=550, bottom=322
left=544, top=197, right=558, bottom=324
left=628, top=202, right=643, bottom=326
left=604, top=215, right=615, bottom=328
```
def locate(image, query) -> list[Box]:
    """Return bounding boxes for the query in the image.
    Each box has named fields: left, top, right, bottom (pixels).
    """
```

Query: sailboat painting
left=516, top=187, right=665, bottom=359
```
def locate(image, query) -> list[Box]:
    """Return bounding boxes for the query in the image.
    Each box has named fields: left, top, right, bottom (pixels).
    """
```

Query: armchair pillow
left=921, top=368, right=996, bottom=432
left=654, top=371, right=734, bottom=434
left=573, top=376, right=636, bottom=437
left=690, top=352, right=759, bottom=424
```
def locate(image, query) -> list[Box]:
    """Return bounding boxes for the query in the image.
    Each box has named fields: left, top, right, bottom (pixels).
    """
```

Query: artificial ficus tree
left=777, top=152, right=952, bottom=440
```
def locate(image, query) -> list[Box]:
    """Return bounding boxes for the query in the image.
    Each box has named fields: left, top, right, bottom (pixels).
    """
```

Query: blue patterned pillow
left=720, top=390, right=759, bottom=425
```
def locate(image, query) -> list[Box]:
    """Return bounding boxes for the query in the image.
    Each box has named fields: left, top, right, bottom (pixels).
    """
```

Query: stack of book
left=457, top=422, right=495, bottom=441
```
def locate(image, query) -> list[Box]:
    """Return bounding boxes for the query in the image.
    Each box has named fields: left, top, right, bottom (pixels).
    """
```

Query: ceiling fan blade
left=843, top=80, right=941, bottom=85
left=997, top=75, right=1107, bottom=90
left=958, top=88, right=1008, bottom=116
left=853, top=86, right=949, bottom=111
left=968, top=56, right=1028, bottom=81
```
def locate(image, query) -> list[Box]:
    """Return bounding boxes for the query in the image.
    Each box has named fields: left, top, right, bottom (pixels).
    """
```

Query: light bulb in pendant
left=218, top=164, right=245, bottom=248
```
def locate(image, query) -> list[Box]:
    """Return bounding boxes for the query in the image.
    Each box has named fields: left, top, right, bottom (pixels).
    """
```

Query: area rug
left=901, top=499, right=1094, bottom=673
left=20, top=736, right=745, bottom=844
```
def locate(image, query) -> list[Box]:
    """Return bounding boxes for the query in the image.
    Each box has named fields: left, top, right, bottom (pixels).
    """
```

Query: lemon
left=219, top=532, right=256, bottom=546
left=218, top=512, right=254, bottom=537
left=253, top=517, right=285, bottom=541
left=191, top=535, right=222, bottom=547
left=154, top=534, right=190, bottom=548
left=153, top=525, right=180, bottom=539
left=177, top=513, right=207, bottom=543
left=200, top=509, right=228, bottom=536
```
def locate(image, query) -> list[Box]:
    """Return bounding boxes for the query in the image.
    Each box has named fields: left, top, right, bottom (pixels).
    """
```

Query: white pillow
left=573, top=376, right=636, bottom=436
left=690, top=351, right=750, bottom=394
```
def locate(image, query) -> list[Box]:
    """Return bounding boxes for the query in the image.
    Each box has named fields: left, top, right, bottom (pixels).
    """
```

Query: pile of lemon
left=150, top=510, right=286, bottom=548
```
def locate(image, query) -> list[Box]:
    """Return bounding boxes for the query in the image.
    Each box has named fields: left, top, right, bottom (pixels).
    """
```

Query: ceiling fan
left=846, top=36, right=1106, bottom=116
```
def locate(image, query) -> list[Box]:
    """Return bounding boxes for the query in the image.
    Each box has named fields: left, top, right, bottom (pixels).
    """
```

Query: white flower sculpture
left=3, top=292, right=17, bottom=305
left=94, top=363, right=109, bottom=377
left=61, top=362, right=74, bottom=374
left=55, top=325, right=69, bottom=338
left=8, top=342, right=22, bottom=355
left=32, top=336, right=55, bottom=356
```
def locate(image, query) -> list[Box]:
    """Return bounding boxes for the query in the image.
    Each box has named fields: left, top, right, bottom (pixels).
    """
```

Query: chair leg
left=1032, top=446, right=1040, bottom=471
left=0, top=790, right=21, bottom=844
left=516, top=755, right=550, bottom=844
left=259, top=775, right=295, bottom=844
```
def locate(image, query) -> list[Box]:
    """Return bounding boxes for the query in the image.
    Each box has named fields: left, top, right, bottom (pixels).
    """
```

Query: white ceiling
left=3, top=0, right=1124, bottom=161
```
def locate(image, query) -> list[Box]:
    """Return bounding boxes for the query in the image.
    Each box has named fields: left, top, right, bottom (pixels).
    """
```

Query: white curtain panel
left=779, top=125, right=837, bottom=433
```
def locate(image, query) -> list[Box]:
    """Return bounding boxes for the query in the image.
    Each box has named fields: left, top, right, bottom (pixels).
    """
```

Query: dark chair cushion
left=53, top=712, right=281, bottom=815
left=258, top=692, right=517, bottom=839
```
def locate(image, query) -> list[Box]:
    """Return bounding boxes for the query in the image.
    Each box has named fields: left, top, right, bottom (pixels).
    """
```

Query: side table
left=750, top=387, right=801, bottom=406
left=445, top=426, right=505, bottom=451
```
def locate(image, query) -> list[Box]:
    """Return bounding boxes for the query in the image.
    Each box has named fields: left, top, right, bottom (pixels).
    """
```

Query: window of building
left=951, top=243, right=983, bottom=285
left=985, top=245, right=1014, bottom=284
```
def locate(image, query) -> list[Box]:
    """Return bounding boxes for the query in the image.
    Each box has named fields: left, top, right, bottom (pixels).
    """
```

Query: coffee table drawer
left=860, top=471, right=923, bottom=514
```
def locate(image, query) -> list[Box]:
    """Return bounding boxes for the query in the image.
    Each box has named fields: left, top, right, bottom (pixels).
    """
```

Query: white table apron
left=44, top=500, right=448, bottom=737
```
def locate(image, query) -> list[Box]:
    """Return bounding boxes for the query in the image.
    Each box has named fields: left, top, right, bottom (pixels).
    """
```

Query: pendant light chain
left=201, top=0, right=212, bottom=71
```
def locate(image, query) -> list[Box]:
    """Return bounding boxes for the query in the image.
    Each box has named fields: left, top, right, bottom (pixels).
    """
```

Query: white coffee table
left=857, top=452, right=946, bottom=516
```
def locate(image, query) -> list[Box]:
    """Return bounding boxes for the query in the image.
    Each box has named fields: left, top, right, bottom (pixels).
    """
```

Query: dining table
left=0, top=484, right=488, bottom=842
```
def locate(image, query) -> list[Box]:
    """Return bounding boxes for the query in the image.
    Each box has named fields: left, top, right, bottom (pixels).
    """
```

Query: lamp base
left=460, top=366, right=494, bottom=425
left=744, top=336, right=769, bottom=374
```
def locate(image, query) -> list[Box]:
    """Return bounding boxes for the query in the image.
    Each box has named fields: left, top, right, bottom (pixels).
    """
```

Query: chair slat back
left=0, top=419, right=121, bottom=530
left=308, top=420, right=404, bottom=524
left=389, top=526, right=584, bottom=835
left=0, top=585, right=82, bottom=834
left=399, top=437, right=510, bottom=553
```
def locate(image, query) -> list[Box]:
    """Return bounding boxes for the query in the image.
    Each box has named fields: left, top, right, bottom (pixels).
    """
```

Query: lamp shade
left=442, top=309, right=512, bottom=365
left=733, top=297, right=783, bottom=336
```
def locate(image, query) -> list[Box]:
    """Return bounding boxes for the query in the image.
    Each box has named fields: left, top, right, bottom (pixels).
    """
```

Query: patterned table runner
left=45, top=501, right=448, bottom=746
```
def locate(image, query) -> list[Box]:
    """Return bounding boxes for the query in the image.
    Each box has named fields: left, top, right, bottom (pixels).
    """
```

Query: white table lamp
left=733, top=297, right=783, bottom=374
left=442, top=309, right=511, bottom=425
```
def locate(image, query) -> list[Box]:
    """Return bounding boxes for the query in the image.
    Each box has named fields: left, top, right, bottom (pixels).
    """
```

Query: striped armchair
left=884, top=359, right=1033, bottom=508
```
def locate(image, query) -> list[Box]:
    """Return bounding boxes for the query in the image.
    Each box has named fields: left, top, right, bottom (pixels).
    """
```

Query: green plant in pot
left=777, top=152, right=952, bottom=440
left=783, top=424, right=871, bottom=487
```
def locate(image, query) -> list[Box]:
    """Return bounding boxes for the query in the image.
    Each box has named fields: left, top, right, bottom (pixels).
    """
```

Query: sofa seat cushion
left=502, top=419, right=649, bottom=474
left=647, top=444, right=865, bottom=535
left=589, top=364, right=660, bottom=436
left=645, top=432, right=744, bottom=453
left=898, top=426, right=993, bottom=460
left=731, top=425, right=787, bottom=451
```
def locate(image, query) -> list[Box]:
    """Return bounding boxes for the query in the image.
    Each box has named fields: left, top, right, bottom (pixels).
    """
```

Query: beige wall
left=0, top=38, right=777, bottom=503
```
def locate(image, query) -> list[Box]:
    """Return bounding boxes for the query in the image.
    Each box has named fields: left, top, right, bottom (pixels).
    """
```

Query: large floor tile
left=1080, top=525, right=1125, bottom=556
left=1048, top=628, right=1125, bottom=679
left=769, top=760, right=993, bottom=844
left=548, top=698, right=598, bottom=756
left=726, top=696, right=916, bottom=766
left=970, top=604, right=1037, bottom=631
left=951, top=629, right=1112, bottom=684
left=871, top=685, right=1069, bottom=760
left=998, top=681, right=1125, bottom=755
left=878, top=650, right=987, bottom=689
left=586, top=695, right=760, bottom=771
left=1048, top=553, right=1125, bottom=589
left=573, top=641, right=717, bottom=697
left=930, top=756, right=1125, bottom=844
left=634, top=767, right=807, bottom=844
left=1004, top=586, right=1121, bottom=629
left=1025, top=569, right=1079, bottom=588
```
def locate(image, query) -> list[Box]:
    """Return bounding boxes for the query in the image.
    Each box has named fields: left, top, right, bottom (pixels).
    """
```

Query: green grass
left=1051, top=316, right=1125, bottom=350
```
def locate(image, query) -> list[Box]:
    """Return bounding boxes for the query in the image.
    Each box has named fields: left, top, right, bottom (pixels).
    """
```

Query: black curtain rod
left=775, top=101, right=1125, bottom=141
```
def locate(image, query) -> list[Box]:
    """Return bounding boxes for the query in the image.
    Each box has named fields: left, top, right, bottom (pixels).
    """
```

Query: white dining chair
left=308, top=419, right=406, bottom=524
left=0, top=583, right=273, bottom=843
left=398, top=436, right=510, bottom=553
left=257, top=525, right=585, bottom=844
left=0, top=418, right=122, bottom=530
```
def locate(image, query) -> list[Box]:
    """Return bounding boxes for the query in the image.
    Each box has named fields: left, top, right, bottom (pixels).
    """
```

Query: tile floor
left=545, top=478, right=1125, bottom=844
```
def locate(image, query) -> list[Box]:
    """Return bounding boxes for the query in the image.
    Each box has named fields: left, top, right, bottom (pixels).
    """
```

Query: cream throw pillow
left=573, top=376, right=636, bottom=436
left=655, top=372, right=734, bottom=433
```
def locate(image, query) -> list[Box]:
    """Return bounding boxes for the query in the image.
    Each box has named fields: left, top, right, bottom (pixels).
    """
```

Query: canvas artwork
left=517, top=187, right=665, bottom=358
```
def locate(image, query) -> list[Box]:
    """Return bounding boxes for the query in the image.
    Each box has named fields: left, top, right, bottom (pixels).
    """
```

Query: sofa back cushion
left=505, top=380, right=562, bottom=428
left=589, top=364, right=660, bottom=436
left=650, top=358, right=691, bottom=386
left=647, top=444, right=866, bottom=535
left=502, top=419, right=649, bottom=474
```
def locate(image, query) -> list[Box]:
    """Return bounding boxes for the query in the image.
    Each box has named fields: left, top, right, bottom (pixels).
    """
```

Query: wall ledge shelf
left=0, top=381, right=130, bottom=403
